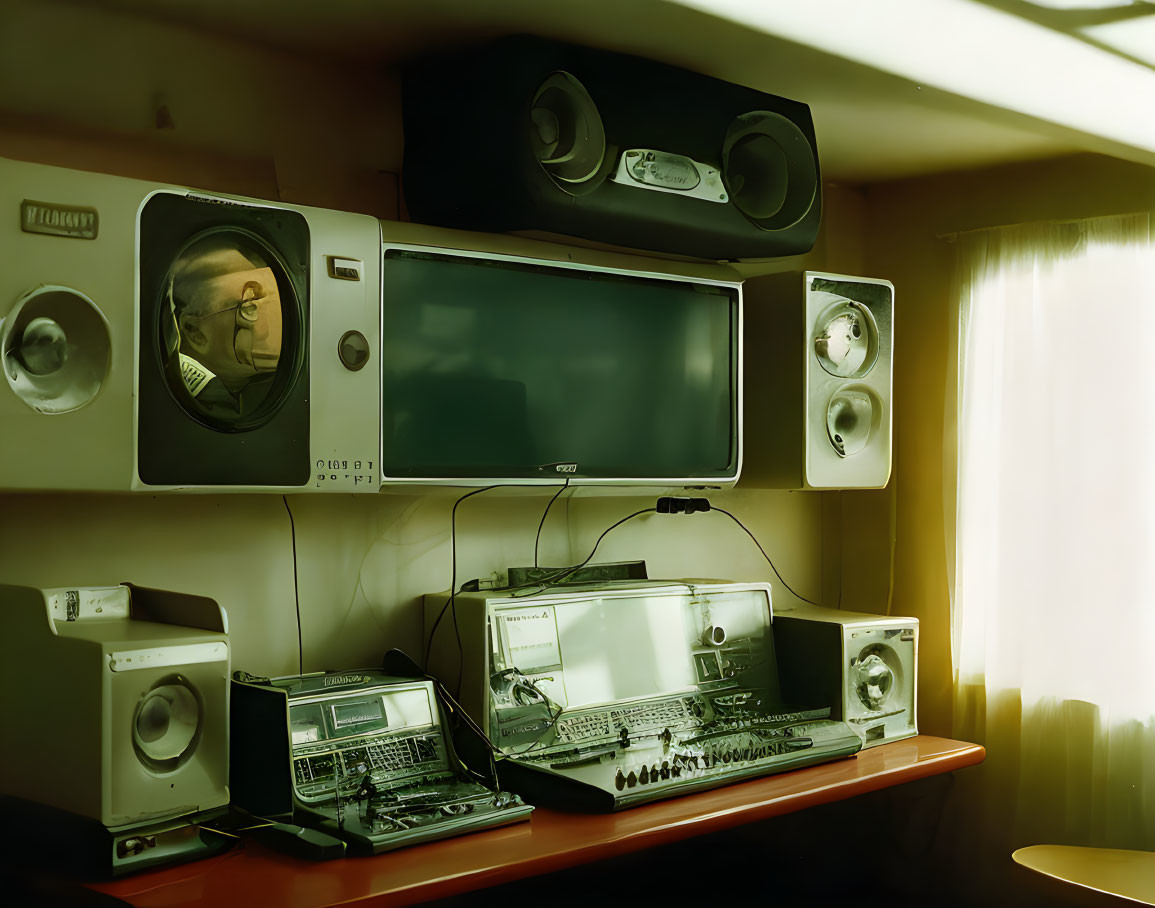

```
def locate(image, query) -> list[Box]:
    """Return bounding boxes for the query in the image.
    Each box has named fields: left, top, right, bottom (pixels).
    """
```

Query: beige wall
left=862, top=153, right=1155, bottom=735
left=0, top=0, right=400, bottom=215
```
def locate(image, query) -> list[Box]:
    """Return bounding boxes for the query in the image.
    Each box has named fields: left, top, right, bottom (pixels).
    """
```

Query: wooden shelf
left=90, top=735, right=983, bottom=907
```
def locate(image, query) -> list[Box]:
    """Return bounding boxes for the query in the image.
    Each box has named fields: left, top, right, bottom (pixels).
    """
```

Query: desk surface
left=92, top=735, right=983, bottom=908
left=1013, top=845, right=1155, bottom=906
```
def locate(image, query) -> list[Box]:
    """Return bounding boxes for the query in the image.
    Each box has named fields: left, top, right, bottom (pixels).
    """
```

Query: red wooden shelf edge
left=89, top=735, right=985, bottom=908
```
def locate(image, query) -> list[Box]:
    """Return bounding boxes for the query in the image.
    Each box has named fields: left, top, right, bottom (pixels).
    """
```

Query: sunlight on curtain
left=951, top=212, right=1155, bottom=854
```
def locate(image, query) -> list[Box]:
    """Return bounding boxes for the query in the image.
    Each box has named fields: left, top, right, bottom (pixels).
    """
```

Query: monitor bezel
left=379, top=242, right=744, bottom=487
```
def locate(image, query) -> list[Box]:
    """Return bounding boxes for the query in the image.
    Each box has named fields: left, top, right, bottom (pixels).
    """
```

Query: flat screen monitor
left=381, top=249, right=741, bottom=482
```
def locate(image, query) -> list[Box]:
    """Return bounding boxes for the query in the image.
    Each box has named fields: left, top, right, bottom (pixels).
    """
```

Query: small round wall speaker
left=1, top=285, right=111, bottom=414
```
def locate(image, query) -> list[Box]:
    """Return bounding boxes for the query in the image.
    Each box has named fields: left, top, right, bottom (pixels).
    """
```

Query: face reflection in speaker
left=529, top=71, right=606, bottom=188
left=159, top=229, right=294, bottom=429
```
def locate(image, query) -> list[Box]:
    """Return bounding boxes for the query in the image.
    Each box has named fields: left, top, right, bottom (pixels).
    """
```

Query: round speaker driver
left=853, top=643, right=903, bottom=712
left=814, top=300, right=879, bottom=378
left=826, top=389, right=874, bottom=457
left=854, top=653, right=894, bottom=710
left=530, top=71, right=606, bottom=186
left=722, top=110, right=817, bottom=231
left=132, top=676, right=202, bottom=773
left=1, top=286, right=111, bottom=414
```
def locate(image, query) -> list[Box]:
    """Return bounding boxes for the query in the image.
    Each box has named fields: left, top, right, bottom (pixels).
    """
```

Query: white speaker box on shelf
left=742, top=271, right=893, bottom=489
left=773, top=605, right=917, bottom=748
left=0, top=584, right=233, bottom=874
left=0, top=156, right=381, bottom=492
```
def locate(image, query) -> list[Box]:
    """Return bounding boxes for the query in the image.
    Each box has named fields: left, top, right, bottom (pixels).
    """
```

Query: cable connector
left=656, top=496, right=712, bottom=515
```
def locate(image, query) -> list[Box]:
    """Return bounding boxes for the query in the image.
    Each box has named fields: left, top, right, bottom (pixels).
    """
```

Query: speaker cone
left=826, top=388, right=879, bottom=457
left=723, top=111, right=817, bottom=231
left=132, top=675, right=203, bottom=773
left=2, top=286, right=111, bottom=414
left=530, top=71, right=606, bottom=187
left=852, top=643, right=903, bottom=711
left=814, top=299, right=879, bottom=378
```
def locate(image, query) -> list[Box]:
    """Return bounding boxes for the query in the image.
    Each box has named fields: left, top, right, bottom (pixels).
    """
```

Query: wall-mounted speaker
left=773, top=605, right=917, bottom=748
left=0, top=156, right=381, bottom=492
left=401, top=35, right=821, bottom=261
left=742, top=271, right=893, bottom=489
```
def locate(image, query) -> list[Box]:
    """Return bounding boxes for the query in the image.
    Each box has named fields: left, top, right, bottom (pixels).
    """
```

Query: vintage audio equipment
left=379, top=222, right=743, bottom=485
left=0, top=584, right=231, bottom=877
left=401, top=35, right=821, bottom=261
left=424, top=581, right=861, bottom=810
left=742, top=271, right=893, bottom=489
left=230, top=670, right=532, bottom=855
left=0, top=156, right=380, bottom=492
left=773, top=605, right=917, bottom=748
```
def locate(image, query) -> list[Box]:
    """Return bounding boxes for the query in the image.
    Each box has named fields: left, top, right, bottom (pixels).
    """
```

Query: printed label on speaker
left=612, top=150, right=728, bottom=204
left=21, top=200, right=99, bottom=239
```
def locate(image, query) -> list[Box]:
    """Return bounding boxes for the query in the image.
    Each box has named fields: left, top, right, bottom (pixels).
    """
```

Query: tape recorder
left=0, top=584, right=231, bottom=877
left=425, top=580, right=861, bottom=810
left=773, top=605, right=918, bottom=748
left=230, top=669, right=532, bottom=854
left=0, top=156, right=380, bottom=492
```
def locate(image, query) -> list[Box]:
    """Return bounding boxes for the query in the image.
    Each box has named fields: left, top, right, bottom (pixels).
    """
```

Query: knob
left=338, top=330, right=370, bottom=372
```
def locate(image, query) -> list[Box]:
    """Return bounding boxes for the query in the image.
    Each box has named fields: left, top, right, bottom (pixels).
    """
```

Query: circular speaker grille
left=826, top=385, right=882, bottom=458
left=530, top=71, right=606, bottom=187
left=814, top=300, right=879, bottom=378
left=132, top=675, right=203, bottom=774
left=852, top=643, right=903, bottom=712
left=2, top=286, right=111, bottom=414
left=722, top=111, right=817, bottom=230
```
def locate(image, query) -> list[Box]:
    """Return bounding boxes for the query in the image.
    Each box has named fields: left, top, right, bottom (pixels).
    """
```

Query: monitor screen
left=381, top=250, right=739, bottom=480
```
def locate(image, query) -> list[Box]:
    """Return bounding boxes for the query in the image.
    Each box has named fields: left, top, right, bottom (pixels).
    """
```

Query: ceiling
left=980, top=1, right=1155, bottom=67
left=64, top=0, right=1155, bottom=182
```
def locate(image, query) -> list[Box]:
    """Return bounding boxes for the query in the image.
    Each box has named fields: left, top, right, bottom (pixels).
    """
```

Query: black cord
left=711, top=506, right=825, bottom=608
left=508, top=702, right=567, bottom=756
left=282, top=495, right=304, bottom=675
left=422, top=486, right=499, bottom=679
left=534, top=480, right=570, bottom=568
left=509, top=506, right=656, bottom=596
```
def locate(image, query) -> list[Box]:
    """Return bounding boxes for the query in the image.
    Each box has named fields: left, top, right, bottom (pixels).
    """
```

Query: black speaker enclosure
left=401, top=35, right=821, bottom=261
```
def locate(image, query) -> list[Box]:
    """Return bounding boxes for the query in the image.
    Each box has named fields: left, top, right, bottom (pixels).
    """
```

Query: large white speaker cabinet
left=742, top=271, right=893, bottom=489
left=0, top=584, right=231, bottom=874
left=773, top=605, right=917, bottom=748
left=0, top=156, right=381, bottom=492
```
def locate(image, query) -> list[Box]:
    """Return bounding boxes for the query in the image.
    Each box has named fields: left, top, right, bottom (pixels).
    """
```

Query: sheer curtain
left=950, top=212, right=1155, bottom=858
